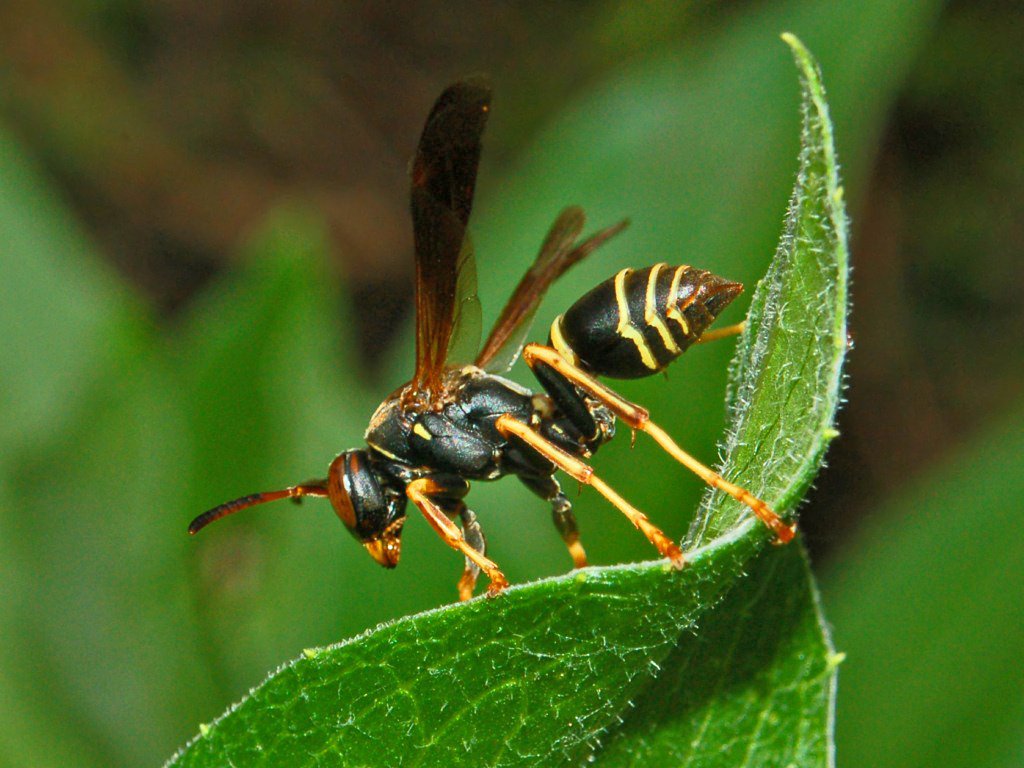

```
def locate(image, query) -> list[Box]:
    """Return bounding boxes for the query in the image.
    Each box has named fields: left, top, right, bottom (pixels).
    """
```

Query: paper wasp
left=189, top=79, right=794, bottom=600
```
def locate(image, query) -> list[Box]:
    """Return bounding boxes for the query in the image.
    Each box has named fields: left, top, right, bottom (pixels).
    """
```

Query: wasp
left=189, top=80, right=795, bottom=600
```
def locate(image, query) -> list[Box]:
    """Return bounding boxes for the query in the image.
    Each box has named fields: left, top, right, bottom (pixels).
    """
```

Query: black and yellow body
left=189, top=79, right=793, bottom=601
left=550, top=264, right=741, bottom=379
left=190, top=264, right=744, bottom=594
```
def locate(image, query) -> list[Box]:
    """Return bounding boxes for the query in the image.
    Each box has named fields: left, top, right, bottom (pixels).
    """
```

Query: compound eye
left=327, top=452, right=358, bottom=530
left=327, top=450, right=393, bottom=541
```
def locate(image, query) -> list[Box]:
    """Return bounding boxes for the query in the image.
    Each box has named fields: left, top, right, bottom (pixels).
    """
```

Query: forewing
left=410, top=79, right=491, bottom=396
left=477, top=207, right=629, bottom=372
left=445, top=232, right=482, bottom=367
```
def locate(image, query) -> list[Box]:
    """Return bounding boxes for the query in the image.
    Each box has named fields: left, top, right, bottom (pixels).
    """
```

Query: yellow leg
left=406, top=479, right=510, bottom=598
left=565, top=535, right=589, bottom=569
left=496, top=415, right=685, bottom=568
left=549, top=500, right=590, bottom=568
left=695, top=321, right=746, bottom=343
left=456, top=569, right=477, bottom=602
left=522, top=343, right=795, bottom=544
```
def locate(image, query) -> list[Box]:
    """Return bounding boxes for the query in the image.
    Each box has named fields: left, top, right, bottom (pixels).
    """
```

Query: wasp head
left=327, top=450, right=407, bottom=568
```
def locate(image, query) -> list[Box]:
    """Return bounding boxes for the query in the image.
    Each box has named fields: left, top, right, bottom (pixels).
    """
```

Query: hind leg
left=523, top=343, right=795, bottom=544
left=695, top=321, right=745, bottom=344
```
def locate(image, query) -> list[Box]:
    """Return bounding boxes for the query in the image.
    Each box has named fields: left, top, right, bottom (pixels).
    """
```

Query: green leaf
left=168, top=35, right=849, bottom=768
left=687, top=33, right=850, bottom=546
left=593, top=545, right=838, bottom=767
left=592, top=32, right=850, bottom=766
left=170, top=535, right=755, bottom=768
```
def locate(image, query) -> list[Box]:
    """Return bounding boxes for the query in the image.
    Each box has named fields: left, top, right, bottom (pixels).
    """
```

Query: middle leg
left=519, top=473, right=588, bottom=569
left=497, top=414, right=685, bottom=568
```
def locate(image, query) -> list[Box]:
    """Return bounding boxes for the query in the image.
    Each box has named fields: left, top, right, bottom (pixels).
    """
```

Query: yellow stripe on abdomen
left=644, top=263, right=681, bottom=355
left=614, top=268, right=659, bottom=371
left=549, top=314, right=580, bottom=367
left=666, top=265, right=692, bottom=336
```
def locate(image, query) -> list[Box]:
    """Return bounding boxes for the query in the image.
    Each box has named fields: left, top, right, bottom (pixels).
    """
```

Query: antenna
left=188, top=483, right=328, bottom=535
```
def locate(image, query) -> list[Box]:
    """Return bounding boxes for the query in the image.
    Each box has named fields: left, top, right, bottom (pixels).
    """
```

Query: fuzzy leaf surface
left=687, top=33, right=850, bottom=546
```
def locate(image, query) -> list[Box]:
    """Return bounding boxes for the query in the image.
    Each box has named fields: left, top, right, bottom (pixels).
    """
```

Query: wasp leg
left=406, top=478, right=509, bottom=598
left=454, top=504, right=488, bottom=601
left=694, top=320, right=746, bottom=344
left=435, top=498, right=486, bottom=600
left=519, top=474, right=588, bottom=568
left=497, top=415, right=684, bottom=567
left=522, top=343, right=795, bottom=544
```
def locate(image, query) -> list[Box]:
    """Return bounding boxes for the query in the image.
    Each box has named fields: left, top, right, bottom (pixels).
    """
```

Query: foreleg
left=406, top=477, right=509, bottom=598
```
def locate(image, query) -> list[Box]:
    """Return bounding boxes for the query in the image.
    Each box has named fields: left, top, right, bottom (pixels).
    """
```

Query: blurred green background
left=1, top=1, right=1021, bottom=766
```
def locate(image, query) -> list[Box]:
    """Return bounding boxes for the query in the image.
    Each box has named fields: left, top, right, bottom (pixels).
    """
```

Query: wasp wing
left=410, top=79, right=491, bottom=399
left=445, top=231, right=482, bottom=368
left=476, top=207, right=629, bottom=373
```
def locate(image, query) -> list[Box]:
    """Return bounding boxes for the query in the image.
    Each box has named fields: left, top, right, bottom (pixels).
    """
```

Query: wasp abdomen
left=550, top=264, right=742, bottom=379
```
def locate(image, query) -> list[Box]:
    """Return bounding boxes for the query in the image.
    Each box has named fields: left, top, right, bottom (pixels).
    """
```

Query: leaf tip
left=780, top=31, right=805, bottom=55
left=780, top=32, right=818, bottom=80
